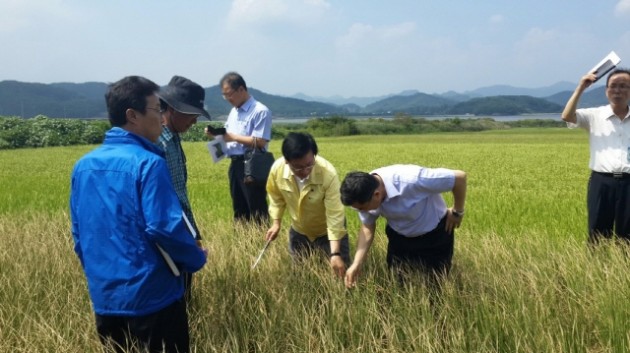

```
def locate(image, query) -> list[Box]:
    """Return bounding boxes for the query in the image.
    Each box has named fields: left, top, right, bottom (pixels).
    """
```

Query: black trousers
left=385, top=215, right=454, bottom=276
left=587, top=171, right=630, bottom=243
left=228, top=157, right=269, bottom=224
left=95, top=299, right=189, bottom=353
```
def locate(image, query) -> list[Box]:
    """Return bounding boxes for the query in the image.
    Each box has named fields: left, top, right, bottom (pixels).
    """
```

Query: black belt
left=593, top=171, right=630, bottom=179
left=230, top=155, right=244, bottom=161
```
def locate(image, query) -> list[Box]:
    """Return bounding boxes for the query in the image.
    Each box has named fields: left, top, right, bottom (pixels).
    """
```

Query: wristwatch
left=452, top=209, right=465, bottom=218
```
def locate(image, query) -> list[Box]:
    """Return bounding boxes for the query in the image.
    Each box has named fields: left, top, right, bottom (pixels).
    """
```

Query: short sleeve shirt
left=224, top=96, right=272, bottom=156
left=569, top=104, right=630, bottom=173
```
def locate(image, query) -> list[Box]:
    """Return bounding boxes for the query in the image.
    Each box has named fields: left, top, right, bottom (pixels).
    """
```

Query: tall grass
left=1, top=129, right=629, bottom=352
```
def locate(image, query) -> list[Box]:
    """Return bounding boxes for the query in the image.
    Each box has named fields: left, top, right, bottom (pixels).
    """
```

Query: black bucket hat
left=158, top=76, right=211, bottom=119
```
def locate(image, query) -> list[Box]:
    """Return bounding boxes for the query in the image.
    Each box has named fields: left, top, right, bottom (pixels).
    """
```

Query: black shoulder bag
left=244, top=137, right=275, bottom=186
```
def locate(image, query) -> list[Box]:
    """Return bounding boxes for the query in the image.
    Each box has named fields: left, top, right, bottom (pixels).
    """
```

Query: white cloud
left=615, top=0, right=630, bottom=16
left=335, top=22, right=415, bottom=48
left=514, top=27, right=559, bottom=58
left=226, top=0, right=330, bottom=29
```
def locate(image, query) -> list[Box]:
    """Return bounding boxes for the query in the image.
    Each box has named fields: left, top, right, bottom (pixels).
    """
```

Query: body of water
left=272, top=113, right=562, bottom=124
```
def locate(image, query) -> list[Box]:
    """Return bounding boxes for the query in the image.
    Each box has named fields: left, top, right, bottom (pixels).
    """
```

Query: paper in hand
left=207, top=135, right=227, bottom=163
left=590, top=51, right=621, bottom=82
left=156, top=243, right=181, bottom=276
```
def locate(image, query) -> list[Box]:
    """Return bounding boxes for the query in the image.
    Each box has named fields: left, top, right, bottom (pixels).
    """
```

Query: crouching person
left=340, top=164, right=466, bottom=288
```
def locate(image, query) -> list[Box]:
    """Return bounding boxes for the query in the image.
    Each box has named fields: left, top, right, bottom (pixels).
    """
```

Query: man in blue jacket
left=70, top=76, right=207, bottom=353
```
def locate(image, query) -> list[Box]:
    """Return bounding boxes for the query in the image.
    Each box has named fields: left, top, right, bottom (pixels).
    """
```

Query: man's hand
left=203, top=126, right=216, bottom=138
left=265, top=223, right=280, bottom=242
left=330, top=256, right=346, bottom=278
left=445, top=207, right=463, bottom=233
left=344, top=264, right=361, bottom=289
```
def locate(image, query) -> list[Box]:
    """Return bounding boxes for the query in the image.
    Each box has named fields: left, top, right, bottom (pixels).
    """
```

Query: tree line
left=0, top=114, right=565, bottom=150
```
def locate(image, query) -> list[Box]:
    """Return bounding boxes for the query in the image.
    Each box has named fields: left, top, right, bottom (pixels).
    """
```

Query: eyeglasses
left=222, top=86, right=241, bottom=99
left=607, top=84, right=630, bottom=90
left=289, top=161, right=315, bottom=173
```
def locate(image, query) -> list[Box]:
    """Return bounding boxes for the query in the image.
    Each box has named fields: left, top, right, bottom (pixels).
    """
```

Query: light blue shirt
left=358, top=164, right=455, bottom=237
left=224, top=96, right=272, bottom=156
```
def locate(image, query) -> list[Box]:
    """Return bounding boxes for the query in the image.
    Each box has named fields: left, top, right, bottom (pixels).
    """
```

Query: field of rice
left=1, top=128, right=628, bottom=352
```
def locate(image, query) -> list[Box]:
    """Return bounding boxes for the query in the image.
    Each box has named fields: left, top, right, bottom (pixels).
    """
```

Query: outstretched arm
left=562, top=72, right=596, bottom=124
left=446, top=170, right=467, bottom=233
left=345, top=222, right=376, bottom=289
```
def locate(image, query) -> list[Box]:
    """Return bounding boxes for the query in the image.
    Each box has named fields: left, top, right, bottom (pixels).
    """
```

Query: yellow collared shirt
left=266, top=155, right=346, bottom=242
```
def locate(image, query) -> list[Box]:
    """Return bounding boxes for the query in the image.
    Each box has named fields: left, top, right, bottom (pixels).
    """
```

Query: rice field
left=1, top=128, right=628, bottom=352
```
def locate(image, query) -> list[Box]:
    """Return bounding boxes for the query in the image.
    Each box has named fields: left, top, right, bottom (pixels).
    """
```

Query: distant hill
left=50, top=82, right=109, bottom=101
left=204, top=86, right=349, bottom=119
left=448, top=95, right=563, bottom=115
left=0, top=81, right=346, bottom=119
left=290, top=92, right=392, bottom=107
left=0, top=80, right=616, bottom=119
left=364, top=92, right=455, bottom=115
left=436, top=91, right=472, bottom=102
left=0, top=80, right=106, bottom=118
left=295, top=82, right=578, bottom=106
left=465, top=81, right=576, bottom=98
left=543, top=86, right=608, bottom=108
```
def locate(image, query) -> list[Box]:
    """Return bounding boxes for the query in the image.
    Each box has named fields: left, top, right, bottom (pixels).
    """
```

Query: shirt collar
left=604, top=104, right=630, bottom=120
left=237, top=96, right=255, bottom=112
left=371, top=171, right=400, bottom=201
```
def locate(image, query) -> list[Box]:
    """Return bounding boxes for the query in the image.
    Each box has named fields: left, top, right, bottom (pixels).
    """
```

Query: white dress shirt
left=358, top=164, right=455, bottom=237
left=569, top=104, right=630, bottom=173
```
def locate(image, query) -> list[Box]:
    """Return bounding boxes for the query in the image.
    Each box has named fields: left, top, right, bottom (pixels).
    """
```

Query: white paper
left=590, top=51, right=621, bottom=82
left=182, top=211, right=197, bottom=238
left=156, top=243, right=181, bottom=276
left=207, top=136, right=227, bottom=163
left=155, top=212, right=197, bottom=276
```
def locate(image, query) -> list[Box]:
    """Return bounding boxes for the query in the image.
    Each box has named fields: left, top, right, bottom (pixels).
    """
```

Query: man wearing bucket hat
left=157, top=75, right=210, bottom=301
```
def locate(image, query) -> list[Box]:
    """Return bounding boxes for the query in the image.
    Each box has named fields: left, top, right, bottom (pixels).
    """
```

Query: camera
left=207, top=125, right=226, bottom=135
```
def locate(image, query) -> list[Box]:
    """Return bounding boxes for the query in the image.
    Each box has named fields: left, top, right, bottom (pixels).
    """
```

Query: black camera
left=207, top=125, right=226, bottom=135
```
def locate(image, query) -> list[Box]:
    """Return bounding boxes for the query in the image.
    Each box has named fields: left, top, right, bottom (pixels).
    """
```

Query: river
left=272, top=113, right=562, bottom=124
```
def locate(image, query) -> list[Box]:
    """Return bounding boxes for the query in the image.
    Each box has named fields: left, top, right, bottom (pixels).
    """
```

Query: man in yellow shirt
left=265, top=132, right=350, bottom=277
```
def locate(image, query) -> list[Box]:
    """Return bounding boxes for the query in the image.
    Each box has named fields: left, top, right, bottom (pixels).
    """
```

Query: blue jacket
left=70, top=127, right=206, bottom=316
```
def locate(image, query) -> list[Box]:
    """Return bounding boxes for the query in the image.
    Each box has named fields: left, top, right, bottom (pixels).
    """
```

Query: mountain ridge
left=0, top=80, right=610, bottom=119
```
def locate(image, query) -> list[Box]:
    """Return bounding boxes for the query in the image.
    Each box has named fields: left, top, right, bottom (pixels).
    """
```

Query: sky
left=2, top=0, right=630, bottom=98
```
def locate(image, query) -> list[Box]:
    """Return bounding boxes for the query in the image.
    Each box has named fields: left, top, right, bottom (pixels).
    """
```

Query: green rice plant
left=1, top=129, right=629, bottom=352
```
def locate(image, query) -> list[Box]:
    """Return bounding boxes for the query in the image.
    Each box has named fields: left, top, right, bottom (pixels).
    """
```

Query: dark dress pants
left=228, top=156, right=269, bottom=224
left=587, top=171, right=630, bottom=243
left=385, top=215, right=454, bottom=277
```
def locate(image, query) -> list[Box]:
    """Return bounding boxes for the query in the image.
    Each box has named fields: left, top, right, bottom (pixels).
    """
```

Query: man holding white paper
left=562, top=66, right=630, bottom=243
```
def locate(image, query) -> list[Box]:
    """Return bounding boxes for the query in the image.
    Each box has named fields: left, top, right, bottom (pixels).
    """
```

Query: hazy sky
left=2, top=0, right=630, bottom=97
